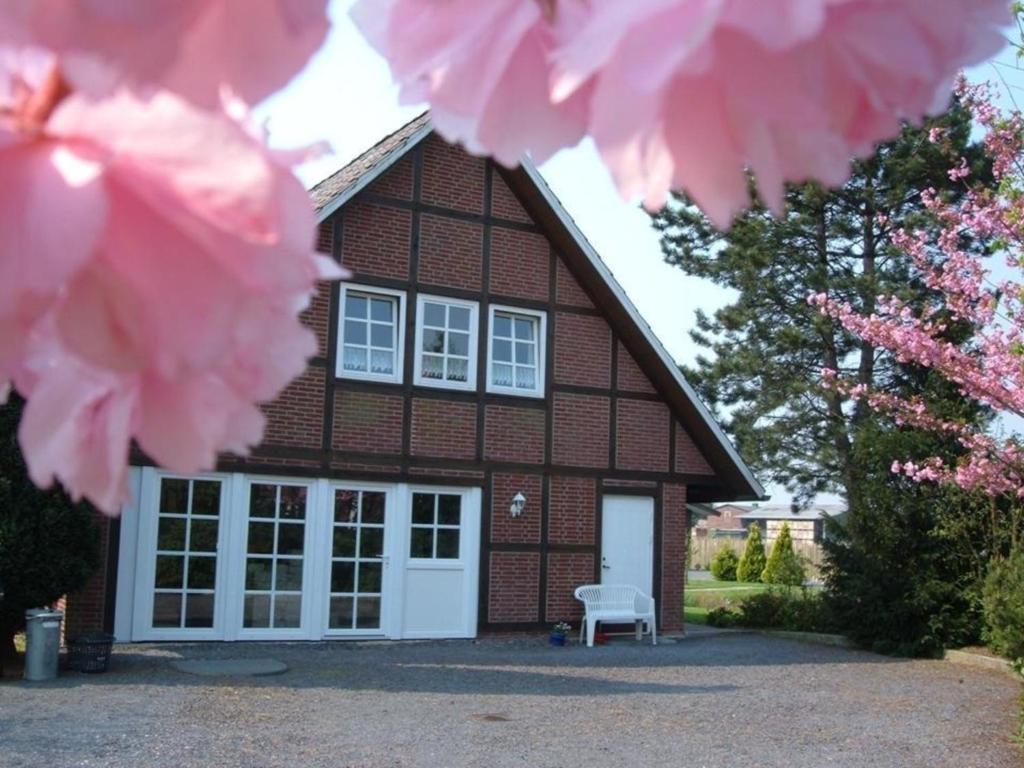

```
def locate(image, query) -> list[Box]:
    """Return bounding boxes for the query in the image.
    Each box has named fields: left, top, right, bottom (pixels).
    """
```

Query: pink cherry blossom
left=811, top=78, right=1024, bottom=499
left=0, top=1, right=330, bottom=108
left=351, top=0, right=593, bottom=166
left=0, top=49, right=343, bottom=512
left=353, top=0, right=1008, bottom=227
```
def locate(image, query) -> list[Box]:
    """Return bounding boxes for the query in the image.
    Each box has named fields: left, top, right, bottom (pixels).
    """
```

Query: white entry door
left=601, top=496, right=654, bottom=596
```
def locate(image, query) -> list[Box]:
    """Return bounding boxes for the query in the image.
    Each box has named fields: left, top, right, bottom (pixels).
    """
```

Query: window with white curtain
left=486, top=305, right=545, bottom=397
left=337, top=284, right=406, bottom=383
left=414, top=294, right=479, bottom=390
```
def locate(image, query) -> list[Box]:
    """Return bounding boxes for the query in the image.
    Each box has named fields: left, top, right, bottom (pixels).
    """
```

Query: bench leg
left=635, top=620, right=642, bottom=642
left=586, top=618, right=597, bottom=648
left=651, top=616, right=657, bottom=646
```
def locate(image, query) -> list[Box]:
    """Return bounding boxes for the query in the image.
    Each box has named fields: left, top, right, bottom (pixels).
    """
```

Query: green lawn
left=687, top=579, right=772, bottom=592
left=683, top=579, right=772, bottom=623
left=683, top=605, right=710, bottom=625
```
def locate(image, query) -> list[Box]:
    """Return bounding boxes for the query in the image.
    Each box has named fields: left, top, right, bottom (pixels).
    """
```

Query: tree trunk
left=814, top=197, right=856, bottom=501
left=854, top=165, right=877, bottom=426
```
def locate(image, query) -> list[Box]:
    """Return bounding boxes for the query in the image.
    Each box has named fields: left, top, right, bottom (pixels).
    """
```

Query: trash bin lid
left=25, top=608, right=64, bottom=620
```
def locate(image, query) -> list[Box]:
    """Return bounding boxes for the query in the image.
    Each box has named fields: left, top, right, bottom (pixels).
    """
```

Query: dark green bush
left=706, top=606, right=739, bottom=628
left=710, top=546, right=739, bottom=581
left=822, top=421, right=994, bottom=658
left=0, top=396, right=100, bottom=659
left=735, top=589, right=836, bottom=632
left=762, top=523, right=805, bottom=586
left=737, top=523, right=766, bottom=583
left=982, top=549, right=1024, bottom=662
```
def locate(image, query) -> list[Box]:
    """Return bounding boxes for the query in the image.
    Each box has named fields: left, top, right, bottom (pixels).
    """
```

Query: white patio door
left=601, top=496, right=654, bottom=596
left=324, top=485, right=393, bottom=636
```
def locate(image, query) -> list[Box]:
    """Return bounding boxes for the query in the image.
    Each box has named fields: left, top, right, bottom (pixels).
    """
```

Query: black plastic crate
left=67, top=633, right=115, bottom=673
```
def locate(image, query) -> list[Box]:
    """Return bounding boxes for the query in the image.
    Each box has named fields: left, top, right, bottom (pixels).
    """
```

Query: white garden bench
left=573, top=584, right=657, bottom=647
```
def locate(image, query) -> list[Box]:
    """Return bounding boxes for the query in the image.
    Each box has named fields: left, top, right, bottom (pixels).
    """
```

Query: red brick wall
left=316, top=221, right=333, bottom=254
left=261, top=366, right=325, bottom=448
left=552, top=392, right=609, bottom=468
left=676, top=425, right=715, bottom=475
left=483, top=405, right=545, bottom=464
left=489, top=228, right=550, bottom=301
left=410, top=398, right=477, bottom=459
left=489, top=552, right=540, bottom=623
left=299, top=281, right=332, bottom=359
left=340, top=201, right=411, bottom=279
left=490, top=472, right=543, bottom=544
left=418, top=214, right=483, bottom=291
left=616, top=343, right=657, bottom=394
left=553, top=312, right=612, bottom=388
left=661, top=483, right=688, bottom=632
left=421, top=135, right=485, bottom=214
left=333, top=390, right=404, bottom=455
left=555, top=259, right=593, bottom=308
left=65, top=510, right=110, bottom=637
left=545, top=552, right=594, bottom=622
left=408, top=466, right=485, bottom=481
left=548, top=475, right=596, bottom=545
left=616, top=399, right=669, bottom=472
left=366, top=154, right=414, bottom=200
left=491, top=173, right=532, bottom=223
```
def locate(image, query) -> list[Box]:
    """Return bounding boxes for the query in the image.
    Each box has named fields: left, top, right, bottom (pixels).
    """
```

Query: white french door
left=324, top=485, right=392, bottom=636
left=121, top=469, right=480, bottom=642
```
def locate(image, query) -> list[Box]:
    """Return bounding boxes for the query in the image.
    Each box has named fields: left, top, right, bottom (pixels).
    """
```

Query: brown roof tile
left=310, top=112, right=431, bottom=212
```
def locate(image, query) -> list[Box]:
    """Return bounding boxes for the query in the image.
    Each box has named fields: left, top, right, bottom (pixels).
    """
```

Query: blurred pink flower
left=0, top=49, right=342, bottom=512
left=353, top=0, right=1008, bottom=228
left=351, top=0, right=593, bottom=165
left=0, top=0, right=330, bottom=107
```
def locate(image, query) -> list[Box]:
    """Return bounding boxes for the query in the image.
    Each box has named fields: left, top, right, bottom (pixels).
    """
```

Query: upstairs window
left=414, top=295, right=479, bottom=391
left=337, top=284, right=406, bottom=384
left=487, top=305, right=545, bottom=397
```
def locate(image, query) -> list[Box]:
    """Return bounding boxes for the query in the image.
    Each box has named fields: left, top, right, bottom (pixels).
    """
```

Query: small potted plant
left=549, top=621, right=572, bottom=646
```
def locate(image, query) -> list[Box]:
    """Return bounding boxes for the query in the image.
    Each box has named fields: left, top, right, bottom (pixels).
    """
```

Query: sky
left=256, top=1, right=1018, bottom=506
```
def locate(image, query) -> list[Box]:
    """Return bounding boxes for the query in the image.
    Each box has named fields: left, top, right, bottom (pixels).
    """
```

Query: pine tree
left=737, top=523, right=767, bottom=583
left=651, top=103, right=987, bottom=504
left=762, top=523, right=805, bottom=586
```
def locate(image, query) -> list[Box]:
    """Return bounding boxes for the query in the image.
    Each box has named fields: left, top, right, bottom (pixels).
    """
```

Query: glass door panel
left=243, top=483, right=307, bottom=629
left=152, top=477, right=221, bottom=629
left=329, top=489, right=386, bottom=631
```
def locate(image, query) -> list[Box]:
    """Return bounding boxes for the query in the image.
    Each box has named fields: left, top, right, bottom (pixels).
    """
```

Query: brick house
left=69, top=114, right=763, bottom=643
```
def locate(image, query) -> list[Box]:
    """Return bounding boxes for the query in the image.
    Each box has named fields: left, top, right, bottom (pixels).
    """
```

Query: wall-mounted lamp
left=509, top=492, right=526, bottom=518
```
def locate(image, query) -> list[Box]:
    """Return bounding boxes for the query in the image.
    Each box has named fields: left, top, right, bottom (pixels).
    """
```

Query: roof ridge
left=309, top=111, right=431, bottom=212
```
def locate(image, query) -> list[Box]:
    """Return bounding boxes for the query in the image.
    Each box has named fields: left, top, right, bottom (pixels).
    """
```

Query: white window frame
left=413, top=293, right=479, bottom=392
left=336, top=283, right=407, bottom=384
left=130, top=469, right=233, bottom=642
left=120, top=471, right=481, bottom=642
left=486, top=304, right=546, bottom=398
left=236, top=477, right=316, bottom=639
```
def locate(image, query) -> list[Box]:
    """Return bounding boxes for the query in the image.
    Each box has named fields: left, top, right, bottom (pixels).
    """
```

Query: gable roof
left=310, top=115, right=765, bottom=502
left=736, top=504, right=846, bottom=521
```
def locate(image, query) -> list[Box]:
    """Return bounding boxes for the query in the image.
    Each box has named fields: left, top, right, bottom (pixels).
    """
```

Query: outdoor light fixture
left=509, top=492, right=526, bottom=518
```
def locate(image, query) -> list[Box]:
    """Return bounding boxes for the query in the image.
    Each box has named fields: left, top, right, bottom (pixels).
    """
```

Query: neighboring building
left=692, top=502, right=747, bottom=538
left=736, top=504, right=847, bottom=545
left=66, top=114, right=763, bottom=643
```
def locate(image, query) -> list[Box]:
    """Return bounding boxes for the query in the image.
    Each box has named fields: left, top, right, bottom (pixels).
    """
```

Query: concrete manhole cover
left=171, top=658, right=289, bottom=677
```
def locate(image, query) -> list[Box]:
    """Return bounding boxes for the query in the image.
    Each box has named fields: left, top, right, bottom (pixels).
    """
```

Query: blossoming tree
left=0, top=1, right=1011, bottom=513
left=811, top=76, right=1024, bottom=504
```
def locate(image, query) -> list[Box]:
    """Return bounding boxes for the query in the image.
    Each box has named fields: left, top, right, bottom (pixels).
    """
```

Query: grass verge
left=683, top=605, right=710, bottom=625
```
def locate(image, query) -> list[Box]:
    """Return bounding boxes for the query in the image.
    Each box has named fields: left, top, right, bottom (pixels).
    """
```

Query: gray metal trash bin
left=24, top=608, right=63, bottom=681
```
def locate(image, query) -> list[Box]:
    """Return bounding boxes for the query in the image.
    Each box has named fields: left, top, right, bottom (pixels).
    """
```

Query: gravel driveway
left=1, top=631, right=1020, bottom=768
